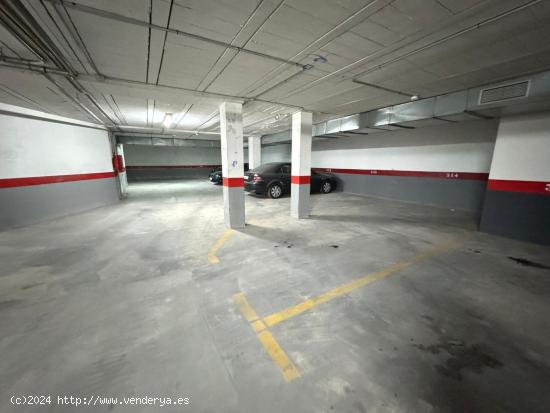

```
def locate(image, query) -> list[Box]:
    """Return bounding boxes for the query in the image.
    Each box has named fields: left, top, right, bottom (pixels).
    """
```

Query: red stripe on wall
left=488, top=179, right=550, bottom=195
left=312, top=168, right=488, bottom=181
left=223, top=177, right=244, bottom=187
left=291, top=175, right=311, bottom=184
left=0, top=172, right=116, bottom=188
left=126, top=165, right=220, bottom=170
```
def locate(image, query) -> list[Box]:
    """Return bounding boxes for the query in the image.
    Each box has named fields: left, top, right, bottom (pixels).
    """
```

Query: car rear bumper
left=244, top=181, right=266, bottom=194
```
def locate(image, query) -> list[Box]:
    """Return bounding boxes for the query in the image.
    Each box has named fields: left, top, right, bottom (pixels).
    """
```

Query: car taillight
left=253, top=174, right=263, bottom=182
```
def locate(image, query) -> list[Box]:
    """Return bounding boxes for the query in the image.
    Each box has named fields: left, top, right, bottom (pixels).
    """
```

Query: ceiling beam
left=0, top=57, right=320, bottom=113
left=45, top=0, right=306, bottom=69
left=272, top=0, right=544, bottom=103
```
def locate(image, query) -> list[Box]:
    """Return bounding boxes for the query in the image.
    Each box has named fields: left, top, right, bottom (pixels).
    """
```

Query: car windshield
left=251, top=163, right=286, bottom=174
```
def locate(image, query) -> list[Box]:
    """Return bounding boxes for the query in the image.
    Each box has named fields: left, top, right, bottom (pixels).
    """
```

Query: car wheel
left=321, top=181, right=332, bottom=194
left=268, top=183, right=283, bottom=199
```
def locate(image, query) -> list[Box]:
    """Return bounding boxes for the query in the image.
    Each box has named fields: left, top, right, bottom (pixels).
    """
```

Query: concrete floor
left=1, top=180, right=550, bottom=413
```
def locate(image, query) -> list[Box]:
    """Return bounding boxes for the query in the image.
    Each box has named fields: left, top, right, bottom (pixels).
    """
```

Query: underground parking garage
left=1, top=0, right=550, bottom=411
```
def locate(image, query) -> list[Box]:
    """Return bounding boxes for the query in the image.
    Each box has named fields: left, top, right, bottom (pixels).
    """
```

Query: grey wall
left=309, top=119, right=498, bottom=213
left=124, top=144, right=221, bottom=181
left=262, top=144, right=291, bottom=163
left=0, top=178, right=119, bottom=231
left=126, top=167, right=216, bottom=181
left=480, top=190, right=550, bottom=245
left=332, top=173, right=488, bottom=212
left=124, top=144, right=221, bottom=166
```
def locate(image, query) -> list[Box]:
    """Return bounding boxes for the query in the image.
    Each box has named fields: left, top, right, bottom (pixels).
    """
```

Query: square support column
left=220, top=102, right=245, bottom=228
left=248, top=136, right=262, bottom=170
left=290, top=111, right=312, bottom=219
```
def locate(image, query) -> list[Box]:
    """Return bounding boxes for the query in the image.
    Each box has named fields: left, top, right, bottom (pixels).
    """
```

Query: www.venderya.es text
left=10, top=395, right=190, bottom=407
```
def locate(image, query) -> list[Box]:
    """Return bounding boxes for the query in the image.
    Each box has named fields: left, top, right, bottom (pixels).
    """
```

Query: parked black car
left=244, top=162, right=336, bottom=198
left=209, top=168, right=222, bottom=184
left=209, top=163, right=249, bottom=185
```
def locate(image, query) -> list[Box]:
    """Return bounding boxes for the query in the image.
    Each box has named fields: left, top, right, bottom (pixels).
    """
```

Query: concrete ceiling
left=1, top=0, right=550, bottom=139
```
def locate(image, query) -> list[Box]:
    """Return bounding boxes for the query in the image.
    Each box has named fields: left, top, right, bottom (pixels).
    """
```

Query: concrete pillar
left=290, top=111, right=312, bottom=219
left=248, top=136, right=262, bottom=170
left=116, top=143, right=128, bottom=196
left=480, top=112, right=550, bottom=244
left=220, top=102, right=245, bottom=228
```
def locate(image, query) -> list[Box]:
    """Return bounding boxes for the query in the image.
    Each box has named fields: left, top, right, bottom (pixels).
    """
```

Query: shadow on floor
left=235, top=223, right=304, bottom=246
left=310, top=213, right=480, bottom=231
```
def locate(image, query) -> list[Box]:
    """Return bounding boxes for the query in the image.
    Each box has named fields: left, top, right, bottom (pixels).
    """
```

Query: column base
left=223, top=186, right=245, bottom=228
left=290, top=183, right=310, bottom=218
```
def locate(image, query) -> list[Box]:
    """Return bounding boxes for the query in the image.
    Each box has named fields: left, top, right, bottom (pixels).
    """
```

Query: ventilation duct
left=479, top=81, right=529, bottom=104
left=309, top=70, right=550, bottom=138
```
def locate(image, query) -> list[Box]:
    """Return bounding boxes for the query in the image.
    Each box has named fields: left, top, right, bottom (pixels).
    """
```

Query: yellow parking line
left=262, top=237, right=466, bottom=327
left=207, top=229, right=234, bottom=264
left=233, top=291, right=261, bottom=322
left=233, top=292, right=300, bottom=382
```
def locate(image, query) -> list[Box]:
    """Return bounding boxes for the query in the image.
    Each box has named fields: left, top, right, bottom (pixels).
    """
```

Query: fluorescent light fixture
left=163, top=113, right=173, bottom=128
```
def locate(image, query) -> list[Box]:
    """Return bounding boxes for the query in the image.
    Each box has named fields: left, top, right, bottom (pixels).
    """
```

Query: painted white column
left=290, top=111, right=312, bottom=218
left=248, top=136, right=262, bottom=170
left=220, top=102, right=245, bottom=228
left=480, top=112, right=550, bottom=244
left=116, top=143, right=128, bottom=196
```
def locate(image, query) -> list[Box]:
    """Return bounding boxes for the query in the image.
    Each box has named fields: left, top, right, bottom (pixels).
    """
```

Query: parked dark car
left=209, top=163, right=249, bottom=185
left=209, top=168, right=222, bottom=184
left=244, top=162, right=336, bottom=198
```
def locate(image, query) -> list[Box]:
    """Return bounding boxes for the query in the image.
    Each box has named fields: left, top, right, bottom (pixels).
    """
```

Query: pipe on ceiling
left=0, top=0, right=119, bottom=126
left=117, top=125, right=255, bottom=137
left=118, top=125, right=220, bottom=135
left=0, top=57, right=246, bottom=103
left=261, top=0, right=544, bottom=103
left=243, top=0, right=391, bottom=99
left=1, top=0, right=75, bottom=72
left=0, top=56, right=69, bottom=75
left=43, top=72, right=105, bottom=124
left=0, top=56, right=317, bottom=118
left=351, top=0, right=544, bottom=81
left=351, top=79, right=414, bottom=99
left=47, top=0, right=103, bottom=75
left=116, top=135, right=222, bottom=147
left=196, top=0, right=286, bottom=93
left=0, top=101, right=107, bottom=129
left=0, top=1, right=60, bottom=63
left=46, top=0, right=306, bottom=70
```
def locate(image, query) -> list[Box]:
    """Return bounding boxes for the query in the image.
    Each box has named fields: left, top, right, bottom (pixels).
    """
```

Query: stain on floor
left=415, top=339, right=503, bottom=381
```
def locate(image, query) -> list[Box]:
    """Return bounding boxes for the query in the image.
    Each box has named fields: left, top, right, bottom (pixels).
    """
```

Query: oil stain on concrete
left=415, top=339, right=503, bottom=381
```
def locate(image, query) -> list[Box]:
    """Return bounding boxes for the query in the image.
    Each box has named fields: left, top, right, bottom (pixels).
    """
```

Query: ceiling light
left=163, top=113, right=173, bottom=128
left=410, top=95, right=419, bottom=101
